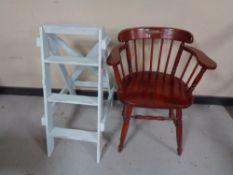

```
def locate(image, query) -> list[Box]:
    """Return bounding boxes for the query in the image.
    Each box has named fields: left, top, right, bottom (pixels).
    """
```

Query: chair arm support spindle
left=187, top=67, right=206, bottom=93
left=113, top=66, right=122, bottom=88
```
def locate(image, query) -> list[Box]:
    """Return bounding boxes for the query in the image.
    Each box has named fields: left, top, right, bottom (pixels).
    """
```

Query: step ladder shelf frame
left=37, top=25, right=114, bottom=163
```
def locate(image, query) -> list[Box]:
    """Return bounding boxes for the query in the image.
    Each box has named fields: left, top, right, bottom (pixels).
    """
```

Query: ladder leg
left=96, top=130, right=102, bottom=163
left=100, top=87, right=114, bottom=132
left=97, top=87, right=103, bottom=163
left=176, top=109, right=183, bottom=155
left=46, top=103, right=55, bottom=156
left=100, top=52, right=114, bottom=131
left=42, top=62, right=55, bottom=156
left=97, top=30, right=103, bottom=163
left=97, top=79, right=103, bottom=163
left=97, top=74, right=103, bottom=163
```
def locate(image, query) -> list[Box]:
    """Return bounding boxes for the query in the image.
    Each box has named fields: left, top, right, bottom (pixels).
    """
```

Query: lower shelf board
left=49, top=127, right=97, bottom=143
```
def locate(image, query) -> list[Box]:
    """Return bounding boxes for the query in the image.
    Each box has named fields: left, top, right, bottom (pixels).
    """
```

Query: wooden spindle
left=149, top=39, right=154, bottom=71
left=120, top=61, right=125, bottom=78
left=180, top=54, right=192, bottom=80
left=186, top=62, right=199, bottom=85
left=126, top=42, right=132, bottom=75
left=157, top=39, right=164, bottom=72
left=142, top=39, right=145, bottom=72
left=164, top=40, right=173, bottom=74
left=171, top=42, right=184, bottom=76
left=188, top=67, right=206, bottom=92
left=133, top=40, right=138, bottom=72
left=113, top=66, right=122, bottom=88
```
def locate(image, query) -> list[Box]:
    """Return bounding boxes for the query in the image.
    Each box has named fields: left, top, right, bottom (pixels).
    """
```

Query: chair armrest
left=107, top=44, right=127, bottom=66
left=182, top=45, right=217, bottom=70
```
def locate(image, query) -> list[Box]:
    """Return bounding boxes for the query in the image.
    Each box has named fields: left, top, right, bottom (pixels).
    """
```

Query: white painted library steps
left=37, top=25, right=114, bottom=163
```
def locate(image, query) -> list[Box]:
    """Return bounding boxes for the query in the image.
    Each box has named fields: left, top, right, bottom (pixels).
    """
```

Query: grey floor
left=0, top=95, right=233, bottom=175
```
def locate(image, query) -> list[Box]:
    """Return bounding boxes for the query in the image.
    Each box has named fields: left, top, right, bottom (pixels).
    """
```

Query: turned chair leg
left=118, top=105, right=132, bottom=152
left=176, top=109, right=183, bottom=155
left=121, top=105, right=126, bottom=119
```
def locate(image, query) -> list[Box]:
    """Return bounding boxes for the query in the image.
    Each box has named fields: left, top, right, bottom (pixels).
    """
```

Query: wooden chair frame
left=107, top=27, right=217, bottom=155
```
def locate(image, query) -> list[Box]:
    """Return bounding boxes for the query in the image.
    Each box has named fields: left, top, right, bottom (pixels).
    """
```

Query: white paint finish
left=43, top=25, right=100, bottom=36
left=39, top=27, right=55, bottom=157
left=97, top=30, right=104, bottom=163
left=71, top=67, right=84, bottom=80
left=44, top=56, right=99, bottom=66
left=57, top=64, right=76, bottom=95
left=47, top=94, right=98, bottom=106
left=101, top=87, right=115, bottom=131
left=38, top=25, right=114, bottom=163
left=50, top=127, right=97, bottom=143
left=69, top=39, right=98, bottom=81
left=47, top=35, right=76, bottom=95
left=48, top=34, right=83, bottom=57
left=74, top=80, right=108, bottom=89
left=102, top=36, right=111, bottom=50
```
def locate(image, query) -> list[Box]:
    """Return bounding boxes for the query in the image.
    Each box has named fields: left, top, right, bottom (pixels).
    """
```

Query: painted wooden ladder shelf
left=37, top=25, right=114, bottom=163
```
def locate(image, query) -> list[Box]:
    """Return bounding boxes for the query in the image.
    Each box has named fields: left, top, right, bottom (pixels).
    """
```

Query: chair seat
left=118, top=72, right=193, bottom=108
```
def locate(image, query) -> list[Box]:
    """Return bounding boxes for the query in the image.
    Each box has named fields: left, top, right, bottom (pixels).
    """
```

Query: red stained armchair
left=107, top=27, right=217, bottom=155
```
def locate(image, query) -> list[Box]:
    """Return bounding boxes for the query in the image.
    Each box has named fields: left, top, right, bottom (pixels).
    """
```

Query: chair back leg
left=176, top=109, right=183, bottom=155
left=118, top=105, right=133, bottom=152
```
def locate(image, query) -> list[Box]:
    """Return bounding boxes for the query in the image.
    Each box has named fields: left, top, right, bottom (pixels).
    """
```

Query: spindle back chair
left=107, top=27, right=217, bottom=155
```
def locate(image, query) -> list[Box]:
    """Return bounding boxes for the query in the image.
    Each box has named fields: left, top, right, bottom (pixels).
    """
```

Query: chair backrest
left=117, top=27, right=207, bottom=91
left=118, top=27, right=193, bottom=72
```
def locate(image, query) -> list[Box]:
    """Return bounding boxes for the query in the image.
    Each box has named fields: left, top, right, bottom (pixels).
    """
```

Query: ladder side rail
left=39, top=27, right=55, bottom=156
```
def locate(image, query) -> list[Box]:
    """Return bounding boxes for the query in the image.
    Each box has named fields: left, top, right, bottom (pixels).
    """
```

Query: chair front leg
left=118, top=105, right=133, bottom=152
left=121, top=105, right=126, bottom=119
left=176, top=109, right=183, bottom=155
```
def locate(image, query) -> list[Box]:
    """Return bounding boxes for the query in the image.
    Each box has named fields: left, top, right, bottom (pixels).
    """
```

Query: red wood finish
left=157, top=39, right=164, bottom=72
left=176, top=109, right=182, bottom=155
left=118, top=27, right=193, bottom=43
left=171, top=42, right=184, bottom=76
left=118, top=72, right=193, bottom=108
left=107, top=27, right=217, bottom=156
left=142, top=39, right=145, bottom=71
left=118, top=105, right=132, bottom=152
left=164, top=40, right=173, bottom=74
left=186, top=62, right=199, bottom=85
left=134, top=115, right=174, bottom=120
left=149, top=39, right=154, bottom=71
left=182, top=45, right=217, bottom=69
left=180, top=54, right=192, bottom=80
left=133, top=40, right=139, bottom=72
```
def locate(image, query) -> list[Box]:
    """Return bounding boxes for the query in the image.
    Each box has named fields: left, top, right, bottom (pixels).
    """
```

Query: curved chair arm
left=107, top=44, right=128, bottom=88
left=107, top=44, right=127, bottom=66
left=182, top=45, right=217, bottom=93
left=182, top=45, right=217, bottom=70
